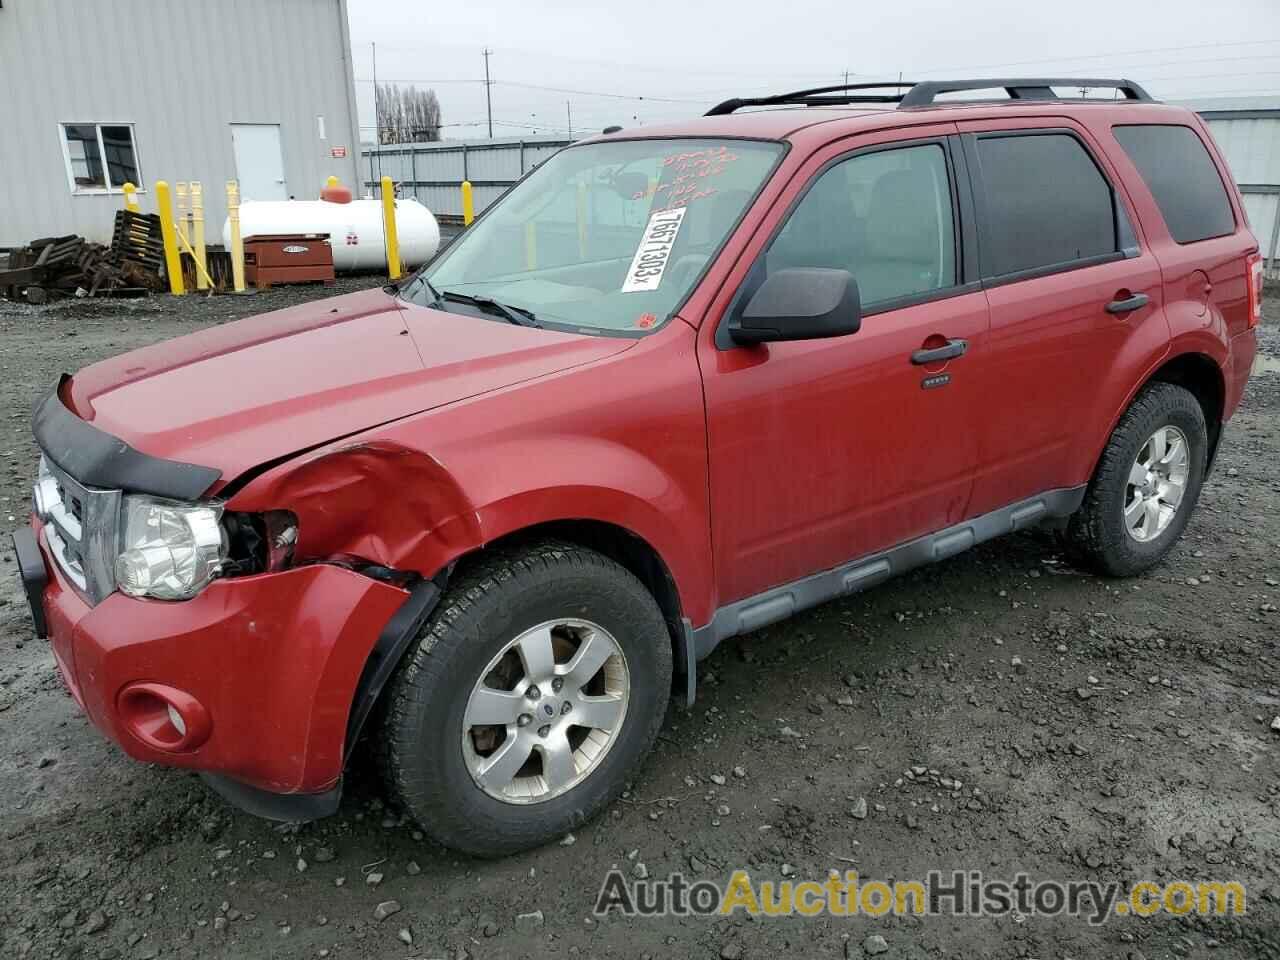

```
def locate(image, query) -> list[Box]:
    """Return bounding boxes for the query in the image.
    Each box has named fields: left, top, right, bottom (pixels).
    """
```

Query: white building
left=0, top=0, right=362, bottom=248
left=1187, top=98, right=1280, bottom=274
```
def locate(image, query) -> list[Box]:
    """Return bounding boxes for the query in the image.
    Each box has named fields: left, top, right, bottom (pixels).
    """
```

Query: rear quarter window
left=1112, top=124, right=1236, bottom=244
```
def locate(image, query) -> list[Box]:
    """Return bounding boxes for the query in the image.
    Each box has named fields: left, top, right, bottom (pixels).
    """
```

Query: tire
left=378, top=540, right=672, bottom=857
left=1065, top=381, right=1208, bottom=577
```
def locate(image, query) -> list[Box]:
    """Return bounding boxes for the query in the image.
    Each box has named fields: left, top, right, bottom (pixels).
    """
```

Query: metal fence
left=367, top=118, right=1280, bottom=275
left=363, top=136, right=572, bottom=220
left=1201, top=109, right=1280, bottom=279
left=1240, top=185, right=1280, bottom=280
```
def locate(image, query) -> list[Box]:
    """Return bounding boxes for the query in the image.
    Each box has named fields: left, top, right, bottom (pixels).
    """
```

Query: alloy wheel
left=1123, top=425, right=1190, bottom=543
left=461, top=618, right=630, bottom=804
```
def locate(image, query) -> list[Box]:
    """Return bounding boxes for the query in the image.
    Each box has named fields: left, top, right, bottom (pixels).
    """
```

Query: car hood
left=64, top=288, right=634, bottom=491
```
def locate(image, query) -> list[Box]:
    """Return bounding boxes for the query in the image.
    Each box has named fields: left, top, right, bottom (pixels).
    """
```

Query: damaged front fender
left=224, top=440, right=482, bottom=576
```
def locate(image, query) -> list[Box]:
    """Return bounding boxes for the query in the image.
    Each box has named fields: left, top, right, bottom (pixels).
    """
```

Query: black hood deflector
left=33, top=376, right=222, bottom=500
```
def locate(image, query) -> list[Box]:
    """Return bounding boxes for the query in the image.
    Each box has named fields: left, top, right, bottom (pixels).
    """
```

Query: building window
left=60, top=123, right=141, bottom=194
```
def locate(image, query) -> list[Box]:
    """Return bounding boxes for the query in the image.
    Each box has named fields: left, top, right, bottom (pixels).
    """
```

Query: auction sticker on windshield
left=622, top=206, right=687, bottom=293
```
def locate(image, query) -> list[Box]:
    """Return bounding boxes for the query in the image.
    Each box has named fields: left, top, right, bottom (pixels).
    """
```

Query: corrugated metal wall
left=1207, top=117, right=1280, bottom=182
left=363, top=137, right=571, bottom=218
left=1200, top=106, right=1280, bottom=275
left=0, top=0, right=362, bottom=247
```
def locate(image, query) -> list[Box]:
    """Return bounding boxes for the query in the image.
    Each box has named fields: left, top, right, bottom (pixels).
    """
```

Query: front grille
left=35, top=456, right=121, bottom=604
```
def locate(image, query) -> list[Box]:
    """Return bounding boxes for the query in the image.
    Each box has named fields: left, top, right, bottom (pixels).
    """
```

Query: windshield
left=415, top=138, right=784, bottom=334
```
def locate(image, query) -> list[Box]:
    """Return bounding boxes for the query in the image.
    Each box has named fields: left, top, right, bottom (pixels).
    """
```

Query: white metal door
left=231, top=124, right=288, bottom=201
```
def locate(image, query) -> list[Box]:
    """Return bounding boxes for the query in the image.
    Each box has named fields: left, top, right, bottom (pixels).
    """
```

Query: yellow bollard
left=380, top=175, right=402, bottom=280
left=226, top=180, right=246, bottom=294
left=325, top=175, right=339, bottom=189
left=175, top=182, right=191, bottom=249
left=525, top=221, right=537, bottom=271
left=122, top=182, right=140, bottom=213
left=461, top=180, right=475, bottom=226
left=155, top=181, right=185, bottom=296
left=190, top=181, right=209, bottom=291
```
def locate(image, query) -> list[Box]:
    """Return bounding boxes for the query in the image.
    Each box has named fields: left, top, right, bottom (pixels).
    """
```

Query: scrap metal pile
left=0, top=211, right=167, bottom=304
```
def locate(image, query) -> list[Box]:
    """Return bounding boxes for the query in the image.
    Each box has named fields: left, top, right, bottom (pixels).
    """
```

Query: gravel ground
left=1, top=281, right=1278, bottom=960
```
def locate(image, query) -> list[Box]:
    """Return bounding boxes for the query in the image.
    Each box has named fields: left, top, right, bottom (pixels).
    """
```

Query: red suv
left=12, top=79, right=1262, bottom=856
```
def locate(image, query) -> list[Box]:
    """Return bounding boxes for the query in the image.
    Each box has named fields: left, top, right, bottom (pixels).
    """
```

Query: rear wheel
left=378, top=541, right=672, bottom=857
left=1065, top=381, right=1208, bottom=576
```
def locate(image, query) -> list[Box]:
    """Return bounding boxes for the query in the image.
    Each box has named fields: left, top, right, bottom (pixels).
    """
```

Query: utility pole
left=372, top=42, right=382, bottom=180
left=566, top=100, right=573, bottom=139
left=482, top=48, right=494, bottom=139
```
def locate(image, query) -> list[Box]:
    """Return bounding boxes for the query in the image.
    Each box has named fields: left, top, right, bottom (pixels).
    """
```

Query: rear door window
left=1113, top=124, right=1236, bottom=244
left=973, top=133, right=1119, bottom=278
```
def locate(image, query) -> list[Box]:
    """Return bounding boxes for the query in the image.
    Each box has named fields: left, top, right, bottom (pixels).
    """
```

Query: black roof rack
left=706, top=82, right=917, bottom=116
left=704, top=78, right=1155, bottom=116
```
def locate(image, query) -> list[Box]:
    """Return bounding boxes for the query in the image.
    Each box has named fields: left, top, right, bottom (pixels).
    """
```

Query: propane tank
left=222, top=195, right=440, bottom=271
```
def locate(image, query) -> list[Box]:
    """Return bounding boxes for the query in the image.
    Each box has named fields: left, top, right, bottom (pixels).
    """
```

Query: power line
left=353, top=41, right=1280, bottom=111
left=1159, top=86, right=1280, bottom=99
left=371, top=41, right=382, bottom=180
left=911, top=38, right=1280, bottom=77
left=677, top=41, right=1280, bottom=99
left=1104, top=53, right=1280, bottom=71
left=482, top=48, right=494, bottom=139
left=492, top=80, right=705, bottom=104
left=352, top=39, right=847, bottom=82
left=351, top=73, right=711, bottom=105
left=358, top=37, right=1278, bottom=89
left=1145, top=70, right=1280, bottom=83
left=351, top=36, right=1280, bottom=146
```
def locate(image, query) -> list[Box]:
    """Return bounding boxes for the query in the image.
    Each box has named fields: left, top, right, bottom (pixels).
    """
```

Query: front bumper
left=18, top=520, right=412, bottom=805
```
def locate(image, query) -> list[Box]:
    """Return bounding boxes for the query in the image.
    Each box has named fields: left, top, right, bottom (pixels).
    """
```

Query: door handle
left=1105, top=292, right=1150, bottom=314
left=911, top=338, right=968, bottom=365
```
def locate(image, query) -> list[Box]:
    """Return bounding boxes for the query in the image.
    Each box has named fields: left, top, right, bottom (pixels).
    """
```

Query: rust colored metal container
left=243, top=234, right=335, bottom=289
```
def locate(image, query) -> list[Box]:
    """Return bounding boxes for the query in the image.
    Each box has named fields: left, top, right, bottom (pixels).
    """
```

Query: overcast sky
left=346, top=0, right=1280, bottom=142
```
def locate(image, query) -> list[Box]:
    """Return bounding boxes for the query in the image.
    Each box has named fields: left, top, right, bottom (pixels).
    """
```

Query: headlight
left=115, top=496, right=227, bottom=600
left=33, top=457, right=59, bottom=520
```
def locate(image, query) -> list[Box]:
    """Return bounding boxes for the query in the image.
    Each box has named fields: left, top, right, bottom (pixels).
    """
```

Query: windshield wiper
left=439, top=290, right=541, bottom=328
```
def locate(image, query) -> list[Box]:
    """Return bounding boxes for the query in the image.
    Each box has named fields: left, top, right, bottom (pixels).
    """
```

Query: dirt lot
left=1, top=281, right=1278, bottom=960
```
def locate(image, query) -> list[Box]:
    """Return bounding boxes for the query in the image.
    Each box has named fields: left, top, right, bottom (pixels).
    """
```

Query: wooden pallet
left=0, top=232, right=157, bottom=303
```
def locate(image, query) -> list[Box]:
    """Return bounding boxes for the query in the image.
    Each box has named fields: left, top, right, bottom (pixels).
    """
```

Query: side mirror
left=729, top=268, right=861, bottom=345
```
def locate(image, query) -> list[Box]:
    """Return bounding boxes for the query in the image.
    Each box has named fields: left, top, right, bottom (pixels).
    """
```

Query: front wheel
left=378, top=541, right=672, bottom=857
left=1065, top=381, right=1208, bottom=576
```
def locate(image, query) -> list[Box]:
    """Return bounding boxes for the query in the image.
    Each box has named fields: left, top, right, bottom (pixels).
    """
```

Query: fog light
left=117, top=683, right=210, bottom=752
left=166, top=703, right=187, bottom=737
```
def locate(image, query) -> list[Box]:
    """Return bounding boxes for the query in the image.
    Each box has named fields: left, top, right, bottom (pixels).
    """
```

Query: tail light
left=1247, top=253, right=1264, bottom=329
